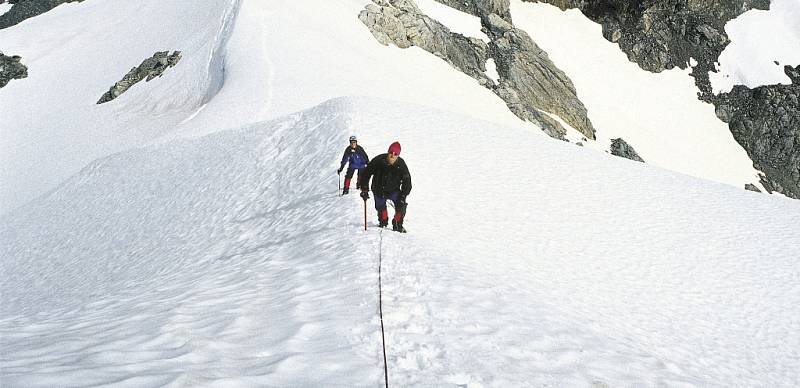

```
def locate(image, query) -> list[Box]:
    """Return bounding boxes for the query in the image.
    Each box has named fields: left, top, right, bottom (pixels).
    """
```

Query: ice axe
left=363, top=195, right=368, bottom=231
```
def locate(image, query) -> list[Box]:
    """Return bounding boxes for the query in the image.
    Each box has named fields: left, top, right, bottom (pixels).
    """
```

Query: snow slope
left=0, top=0, right=531, bottom=214
left=3, top=98, right=799, bottom=387
left=4, top=0, right=789, bottom=214
left=509, top=0, right=765, bottom=191
left=0, top=0, right=239, bottom=213
left=709, top=0, right=800, bottom=94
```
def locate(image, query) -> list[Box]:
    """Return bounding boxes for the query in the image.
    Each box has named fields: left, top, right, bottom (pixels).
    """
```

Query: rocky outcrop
left=360, top=0, right=596, bottom=140
left=712, top=67, right=800, bottom=198
left=0, top=0, right=86, bottom=30
left=0, top=52, right=27, bottom=88
left=484, top=13, right=595, bottom=139
left=97, top=51, right=181, bottom=104
left=610, top=137, right=645, bottom=162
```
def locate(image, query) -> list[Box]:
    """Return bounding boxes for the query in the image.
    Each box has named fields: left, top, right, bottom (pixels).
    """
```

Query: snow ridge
left=3, top=97, right=799, bottom=386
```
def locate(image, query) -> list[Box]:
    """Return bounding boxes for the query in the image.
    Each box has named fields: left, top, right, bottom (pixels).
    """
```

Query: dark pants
left=343, top=167, right=363, bottom=189
left=374, top=191, right=406, bottom=224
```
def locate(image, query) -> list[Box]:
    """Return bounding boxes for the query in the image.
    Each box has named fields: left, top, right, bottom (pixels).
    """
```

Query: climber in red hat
left=359, top=141, right=412, bottom=233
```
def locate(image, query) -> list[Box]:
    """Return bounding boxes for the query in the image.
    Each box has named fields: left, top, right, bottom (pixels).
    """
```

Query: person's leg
left=343, top=167, right=355, bottom=194
left=355, top=168, right=364, bottom=189
left=374, top=195, right=389, bottom=227
left=388, top=192, right=407, bottom=232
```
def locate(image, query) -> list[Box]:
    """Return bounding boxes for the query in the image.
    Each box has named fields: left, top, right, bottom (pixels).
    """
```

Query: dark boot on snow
left=392, top=219, right=406, bottom=233
left=342, top=188, right=349, bottom=195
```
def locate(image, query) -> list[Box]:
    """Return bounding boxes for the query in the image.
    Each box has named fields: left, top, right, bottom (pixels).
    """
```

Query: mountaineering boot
left=378, top=219, right=388, bottom=228
left=392, top=219, right=406, bottom=233
left=342, top=188, right=349, bottom=195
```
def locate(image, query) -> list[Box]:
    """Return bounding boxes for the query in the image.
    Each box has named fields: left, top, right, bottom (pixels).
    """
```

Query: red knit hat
left=388, top=141, right=401, bottom=155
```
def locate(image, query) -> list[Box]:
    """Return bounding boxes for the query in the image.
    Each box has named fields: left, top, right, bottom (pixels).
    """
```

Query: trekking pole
left=363, top=196, right=368, bottom=231
left=338, top=171, right=341, bottom=196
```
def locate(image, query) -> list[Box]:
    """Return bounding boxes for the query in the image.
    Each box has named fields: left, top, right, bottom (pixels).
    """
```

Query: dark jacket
left=359, top=153, right=412, bottom=197
left=340, top=145, right=369, bottom=169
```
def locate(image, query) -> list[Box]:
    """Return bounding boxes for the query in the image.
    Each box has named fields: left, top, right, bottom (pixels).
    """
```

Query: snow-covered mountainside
left=2, top=0, right=800, bottom=386
left=3, top=97, right=800, bottom=386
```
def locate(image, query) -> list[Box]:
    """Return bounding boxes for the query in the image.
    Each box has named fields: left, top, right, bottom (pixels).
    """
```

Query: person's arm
left=359, top=146, right=369, bottom=162
left=400, top=160, right=412, bottom=197
left=338, top=148, right=349, bottom=173
left=359, top=157, right=376, bottom=190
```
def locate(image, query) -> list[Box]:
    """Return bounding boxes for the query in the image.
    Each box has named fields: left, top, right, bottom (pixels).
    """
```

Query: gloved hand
left=360, top=189, right=369, bottom=200
left=337, top=167, right=343, bottom=174
left=397, top=195, right=406, bottom=205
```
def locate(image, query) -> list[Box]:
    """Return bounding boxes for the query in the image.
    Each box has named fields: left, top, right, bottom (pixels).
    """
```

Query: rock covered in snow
left=97, top=51, right=182, bottom=104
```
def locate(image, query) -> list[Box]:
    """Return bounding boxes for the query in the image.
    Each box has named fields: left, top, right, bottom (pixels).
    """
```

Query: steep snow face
left=709, top=0, right=800, bottom=94
left=509, top=0, right=765, bottom=190
left=3, top=98, right=799, bottom=386
left=0, top=0, right=536, bottom=214
left=0, top=0, right=239, bottom=213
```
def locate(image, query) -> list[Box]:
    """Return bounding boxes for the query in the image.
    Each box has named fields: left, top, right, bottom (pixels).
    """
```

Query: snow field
left=3, top=97, right=800, bottom=386
left=352, top=97, right=800, bottom=386
left=709, top=0, right=800, bottom=93
left=508, top=0, right=764, bottom=190
left=1, top=100, right=387, bottom=386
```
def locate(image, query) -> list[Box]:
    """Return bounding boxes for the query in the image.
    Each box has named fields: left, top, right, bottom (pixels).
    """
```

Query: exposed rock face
left=484, top=13, right=595, bottom=139
left=0, top=0, right=86, bottom=30
left=610, top=137, right=645, bottom=162
left=713, top=68, right=800, bottom=198
left=359, top=0, right=596, bottom=140
left=0, top=52, right=28, bottom=88
left=97, top=51, right=182, bottom=104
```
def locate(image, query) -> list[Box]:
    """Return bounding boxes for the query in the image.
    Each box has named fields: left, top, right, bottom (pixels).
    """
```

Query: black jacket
left=359, top=153, right=412, bottom=197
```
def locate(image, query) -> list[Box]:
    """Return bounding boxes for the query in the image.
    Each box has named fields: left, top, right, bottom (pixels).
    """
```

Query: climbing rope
left=378, top=228, right=389, bottom=388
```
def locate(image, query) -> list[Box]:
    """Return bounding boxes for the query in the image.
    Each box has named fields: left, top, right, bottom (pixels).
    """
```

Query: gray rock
left=97, top=51, right=182, bottom=104
left=785, top=65, right=800, bottom=85
left=714, top=82, right=799, bottom=199
left=0, top=52, right=28, bottom=88
left=610, top=137, right=645, bottom=162
left=744, top=183, right=761, bottom=192
left=359, top=0, right=596, bottom=140
left=1, top=0, right=86, bottom=30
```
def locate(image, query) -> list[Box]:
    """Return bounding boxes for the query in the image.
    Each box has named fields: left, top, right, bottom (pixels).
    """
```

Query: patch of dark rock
left=0, top=0, right=86, bottom=30
left=610, top=137, right=645, bottom=162
left=0, top=52, right=28, bottom=88
left=97, top=51, right=181, bottom=104
left=785, top=65, right=800, bottom=85
left=713, top=75, right=800, bottom=199
left=744, top=183, right=761, bottom=192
